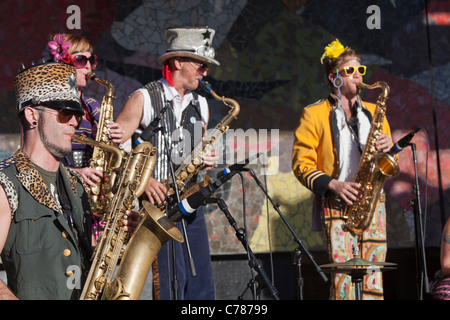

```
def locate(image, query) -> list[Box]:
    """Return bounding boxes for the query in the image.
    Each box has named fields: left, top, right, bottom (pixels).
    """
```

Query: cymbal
left=320, top=255, right=397, bottom=271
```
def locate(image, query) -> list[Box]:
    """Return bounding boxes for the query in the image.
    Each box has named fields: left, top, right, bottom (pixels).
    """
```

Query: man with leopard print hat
left=0, top=62, right=137, bottom=299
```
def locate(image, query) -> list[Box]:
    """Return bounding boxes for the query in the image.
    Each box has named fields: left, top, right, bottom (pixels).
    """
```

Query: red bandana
left=162, top=62, right=174, bottom=87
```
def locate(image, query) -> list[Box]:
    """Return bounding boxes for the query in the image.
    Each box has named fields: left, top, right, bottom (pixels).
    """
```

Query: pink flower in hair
left=48, top=34, right=72, bottom=62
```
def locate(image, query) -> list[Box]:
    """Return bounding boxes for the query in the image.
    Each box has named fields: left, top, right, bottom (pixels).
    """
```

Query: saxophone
left=341, top=81, right=399, bottom=234
left=166, top=79, right=240, bottom=200
left=71, top=134, right=174, bottom=300
left=109, top=80, right=240, bottom=300
left=86, top=73, right=119, bottom=216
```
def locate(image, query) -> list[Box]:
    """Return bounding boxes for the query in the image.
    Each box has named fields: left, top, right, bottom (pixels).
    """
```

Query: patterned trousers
left=323, top=196, right=387, bottom=300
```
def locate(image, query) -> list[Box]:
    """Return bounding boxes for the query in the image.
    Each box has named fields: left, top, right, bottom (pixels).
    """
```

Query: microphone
left=135, top=106, right=169, bottom=145
left=216, top=153, right=261, bottom=179
left=388, top=128, right=420, bottom=155
left=168, top=169, right=238, bottom=222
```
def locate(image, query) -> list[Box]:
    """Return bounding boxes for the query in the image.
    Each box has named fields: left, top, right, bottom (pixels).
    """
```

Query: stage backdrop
left=0, top=0, right=448, bottom=255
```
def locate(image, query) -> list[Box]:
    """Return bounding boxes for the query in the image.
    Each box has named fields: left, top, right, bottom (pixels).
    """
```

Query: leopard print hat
left=14, top=62, right=82, bottom=115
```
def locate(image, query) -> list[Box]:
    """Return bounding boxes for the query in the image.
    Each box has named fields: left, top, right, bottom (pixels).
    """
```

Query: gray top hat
left=157, top=26, right=220, bottom=66
left=14, top=62, right=83, bottom=115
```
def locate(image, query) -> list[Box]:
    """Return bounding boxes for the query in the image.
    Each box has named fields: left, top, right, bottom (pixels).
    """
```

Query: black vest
left=133, top=81, right=204, bottom=182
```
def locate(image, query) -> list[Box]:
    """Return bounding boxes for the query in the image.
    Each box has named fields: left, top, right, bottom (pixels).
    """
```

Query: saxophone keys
left=180, top=171, right=189, bottom=180
left=91, top=185, right=101, bottom=196
left=104, top=251, right=112, bottom=265
left=186, top=164, right=196, bottom=173
left=192, top=158, right=202, bottom=166
left=94, top=276, right=106, bottom=290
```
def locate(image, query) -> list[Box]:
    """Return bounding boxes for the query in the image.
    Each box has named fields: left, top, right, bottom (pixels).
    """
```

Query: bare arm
left=0, top=281, right=17, bottom=300
left=0, top=186, right=18, bottom=299
left=115, top=91, right=144, bottom=144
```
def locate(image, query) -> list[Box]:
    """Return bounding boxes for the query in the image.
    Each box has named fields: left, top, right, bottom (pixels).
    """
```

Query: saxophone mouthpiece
left=86, top=72, right=96, bottom=81
left=198, top=79, right=212, bottom=93
left=356, top=82, right=366, bottom=95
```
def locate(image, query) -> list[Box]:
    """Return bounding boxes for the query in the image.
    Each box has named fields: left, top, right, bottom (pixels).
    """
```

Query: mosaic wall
left=1, top=0, right=449, bottom=255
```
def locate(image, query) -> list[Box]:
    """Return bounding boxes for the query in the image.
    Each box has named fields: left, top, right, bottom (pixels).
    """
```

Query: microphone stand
left=161, top=112, right=196, bottom=300
left=243, top=168, right=328, bottom=299
left=407, top=143, right=429, bottom=299
left=205, top=197, right=280, bottom=300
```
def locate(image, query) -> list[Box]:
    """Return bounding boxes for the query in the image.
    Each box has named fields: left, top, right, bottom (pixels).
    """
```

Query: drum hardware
left=215, top=166, right=327, bottom=299
left=205, top=196, right=280, bottom=300
left=244, top=168, right=328, bottom=299
left=320, top=240, right=396, bottom=300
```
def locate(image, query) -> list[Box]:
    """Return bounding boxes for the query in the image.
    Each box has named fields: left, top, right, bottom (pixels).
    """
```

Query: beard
left=38, top=115, right=71, bottom=160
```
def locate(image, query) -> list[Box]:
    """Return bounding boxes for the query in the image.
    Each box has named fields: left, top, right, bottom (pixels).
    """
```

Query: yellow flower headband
left=320, top=39, right=347, bottom=64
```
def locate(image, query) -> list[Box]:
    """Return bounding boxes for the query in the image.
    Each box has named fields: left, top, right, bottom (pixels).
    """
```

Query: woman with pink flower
left=48, top=33, right=124, bottom=187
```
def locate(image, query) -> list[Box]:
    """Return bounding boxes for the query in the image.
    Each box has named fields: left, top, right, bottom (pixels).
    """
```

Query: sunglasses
left=337, top=65, right=366, bottom=76
left=71, top=55, right=98, bottom=69
left=184, top=59, right=210, bottom=73
left=35, top=107, right=83, bottom=129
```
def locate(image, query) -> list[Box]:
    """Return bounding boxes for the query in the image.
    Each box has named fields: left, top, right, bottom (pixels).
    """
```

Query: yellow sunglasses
left=337, top=65, right=367, bottom=76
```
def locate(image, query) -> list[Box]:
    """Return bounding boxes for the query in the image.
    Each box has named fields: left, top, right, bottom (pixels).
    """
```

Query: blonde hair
left=50, top=33, right=93, bottom=57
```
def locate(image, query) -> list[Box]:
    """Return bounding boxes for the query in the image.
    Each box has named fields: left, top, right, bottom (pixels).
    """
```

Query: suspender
left=135, top=81, right=204, bottom=181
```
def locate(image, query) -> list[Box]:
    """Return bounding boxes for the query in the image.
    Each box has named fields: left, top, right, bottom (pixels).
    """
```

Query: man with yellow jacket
left=292, top=40, right=396, bottom=300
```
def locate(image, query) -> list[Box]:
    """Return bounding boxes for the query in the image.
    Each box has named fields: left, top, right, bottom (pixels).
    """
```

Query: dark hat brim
left=41, top=100, right=83, bottom=116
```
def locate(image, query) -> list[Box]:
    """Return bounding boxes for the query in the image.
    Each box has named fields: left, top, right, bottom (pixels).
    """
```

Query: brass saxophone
left=71, top=134, right=173, bottom=300
left=341, top=81, right=399, bottom=234
left=86, top=73, right=119, bottom=216
left=109, top=80, right=240, bottom=300
left=166, top=79, right=240, bottom=198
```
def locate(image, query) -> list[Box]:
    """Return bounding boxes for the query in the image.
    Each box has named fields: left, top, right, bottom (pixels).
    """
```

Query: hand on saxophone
left=202, top=149, right=219, bottom=170
left=108, top=122, right=125, bottom=144
left=72, top=167, right=103, bottom=188
left=145, top=177, right=167, bottom=205
left=375, top=133, right=393, bottom=153
left=328, top=179, right=362, bottom=205
left=123, top=210, right=140, bottom=233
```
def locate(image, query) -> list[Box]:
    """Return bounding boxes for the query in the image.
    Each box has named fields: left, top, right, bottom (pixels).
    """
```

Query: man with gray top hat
left=117, top=26, right=219, bottom=300
left=0, top=62, right=137, bottom=299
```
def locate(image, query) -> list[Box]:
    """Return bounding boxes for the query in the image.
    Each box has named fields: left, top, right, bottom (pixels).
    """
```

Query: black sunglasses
left=35, top=107, right=83, bottom=129
left=71, top=55, right=98, bottom=69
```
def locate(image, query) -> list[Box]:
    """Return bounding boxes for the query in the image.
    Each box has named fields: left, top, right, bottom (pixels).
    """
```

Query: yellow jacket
left=292, top=94, right=394, bottom=199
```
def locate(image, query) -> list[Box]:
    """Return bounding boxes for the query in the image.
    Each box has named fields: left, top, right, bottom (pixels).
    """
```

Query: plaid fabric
left=322, top=197, right=387, bottom=300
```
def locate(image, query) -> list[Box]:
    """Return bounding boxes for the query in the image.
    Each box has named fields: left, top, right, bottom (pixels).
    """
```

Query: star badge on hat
left=157, top=26, right=220, bottom=66
left=14, top=62, right=83, bottom=115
